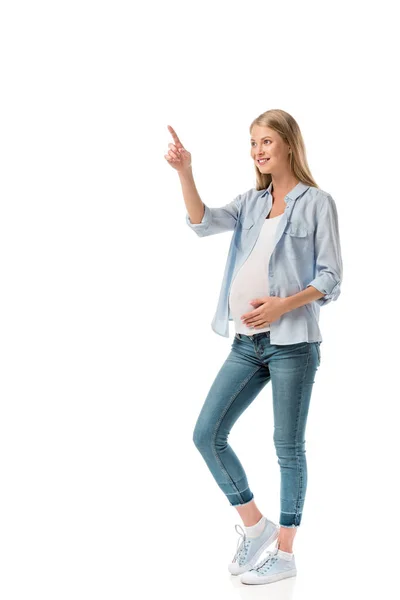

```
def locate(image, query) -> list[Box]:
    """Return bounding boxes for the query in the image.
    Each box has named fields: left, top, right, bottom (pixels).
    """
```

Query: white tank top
left=229, top=213, right=284, bottom=336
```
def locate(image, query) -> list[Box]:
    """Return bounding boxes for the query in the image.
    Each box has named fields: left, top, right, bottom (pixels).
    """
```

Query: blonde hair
left=249, top=109, right=319, bottom=191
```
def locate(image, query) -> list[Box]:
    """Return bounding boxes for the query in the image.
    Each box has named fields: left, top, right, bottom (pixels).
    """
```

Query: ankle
left=277, top=540, right=293, bottom=553
left=242, top=512, right=263, bottom=527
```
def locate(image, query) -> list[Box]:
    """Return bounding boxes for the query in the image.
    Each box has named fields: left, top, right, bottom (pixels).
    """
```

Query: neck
left=271, top=174, right=300, bottom=199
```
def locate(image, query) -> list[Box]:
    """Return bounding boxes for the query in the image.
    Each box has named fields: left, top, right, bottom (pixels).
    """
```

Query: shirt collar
left=265, top=180, right=310, bottom=202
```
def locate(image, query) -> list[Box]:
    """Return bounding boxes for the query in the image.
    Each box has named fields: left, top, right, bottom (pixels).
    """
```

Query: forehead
left=250, top=125, right=276, bottom=140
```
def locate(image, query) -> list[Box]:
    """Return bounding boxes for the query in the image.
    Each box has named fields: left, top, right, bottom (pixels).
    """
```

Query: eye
left=251, top=140, right=271, bottom=146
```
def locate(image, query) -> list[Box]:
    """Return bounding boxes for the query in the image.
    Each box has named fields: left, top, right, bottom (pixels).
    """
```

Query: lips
left=257, top=158, right=270, bottom=164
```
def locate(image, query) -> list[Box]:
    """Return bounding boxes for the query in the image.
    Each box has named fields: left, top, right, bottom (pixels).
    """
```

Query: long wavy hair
left=250, top=109, right=319, bottom=191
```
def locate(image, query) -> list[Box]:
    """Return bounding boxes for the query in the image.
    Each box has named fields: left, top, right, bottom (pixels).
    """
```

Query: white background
left=0, top=1, right=398, bottom=598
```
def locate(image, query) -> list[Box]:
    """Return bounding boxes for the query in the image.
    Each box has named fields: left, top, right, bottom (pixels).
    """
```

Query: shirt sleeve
left=185, top=192, right=244, bottom=237
left=306, top=193, right=343, bottom=307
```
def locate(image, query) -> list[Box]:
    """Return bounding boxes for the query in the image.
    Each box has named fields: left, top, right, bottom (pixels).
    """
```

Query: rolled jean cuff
left=229, top=490, right=254, bottom=507
left=280, top=512, right=302, bottom=527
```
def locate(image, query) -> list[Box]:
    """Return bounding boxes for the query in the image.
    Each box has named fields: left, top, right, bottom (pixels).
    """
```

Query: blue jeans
left=192, top=331, right=321, bottom=528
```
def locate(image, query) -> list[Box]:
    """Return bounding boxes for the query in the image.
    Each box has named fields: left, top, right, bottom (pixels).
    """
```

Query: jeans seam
left=293, top=343, right=311, bottom=523
left=211, top=365, right=262, bottom=503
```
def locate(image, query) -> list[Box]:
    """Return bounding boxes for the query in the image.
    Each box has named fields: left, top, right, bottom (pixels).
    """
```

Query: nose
left=253, top=145, right=264, bottom=157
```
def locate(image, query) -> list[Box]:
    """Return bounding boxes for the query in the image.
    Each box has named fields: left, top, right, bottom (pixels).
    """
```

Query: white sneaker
left=240, top=545, right=297, bottom=585
left=228, top=519, right=279, bottom=575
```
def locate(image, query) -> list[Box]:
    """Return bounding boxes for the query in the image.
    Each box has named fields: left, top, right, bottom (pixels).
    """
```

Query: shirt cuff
left=185, top=204, right=212, bottom=234
left=307, top=277, right=341, bottom=307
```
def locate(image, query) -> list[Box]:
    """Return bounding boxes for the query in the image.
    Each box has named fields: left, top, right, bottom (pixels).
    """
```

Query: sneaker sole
left=230, top=525, right=279, bottom=575
left=241, top=568, right=297, bottom=585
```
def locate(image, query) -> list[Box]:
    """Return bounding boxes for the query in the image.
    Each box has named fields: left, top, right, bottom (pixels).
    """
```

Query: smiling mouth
left=257, top=158, right=270, bottom=164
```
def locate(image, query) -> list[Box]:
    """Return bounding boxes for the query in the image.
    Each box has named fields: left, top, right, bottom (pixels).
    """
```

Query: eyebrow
left=250, top=136, right=273, bottom=141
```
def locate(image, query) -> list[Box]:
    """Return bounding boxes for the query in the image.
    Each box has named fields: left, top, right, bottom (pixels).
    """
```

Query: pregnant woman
left=165, top=109, right=343, bottom=586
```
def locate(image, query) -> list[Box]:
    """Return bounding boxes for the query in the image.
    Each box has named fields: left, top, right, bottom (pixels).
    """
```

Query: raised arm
left=164, top=124, right=243, bottom=237
left=184, top=184, right=243, bottom=237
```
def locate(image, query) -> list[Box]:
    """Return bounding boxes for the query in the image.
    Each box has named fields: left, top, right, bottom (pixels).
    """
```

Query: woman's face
left=250, top=125, right=291, bottom=174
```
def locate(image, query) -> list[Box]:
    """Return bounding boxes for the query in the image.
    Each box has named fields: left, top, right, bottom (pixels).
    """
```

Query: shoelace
left=253, top=546, right=279, bottom=571
left=232, top=524, right=250, bottom=563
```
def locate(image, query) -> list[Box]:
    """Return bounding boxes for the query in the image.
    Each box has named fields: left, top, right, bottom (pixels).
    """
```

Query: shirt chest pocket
left=238, top=214, right=255, bottom=230
left=283, top=222, right=311, bottom=258
left=234, top=215, right=254, bottom=250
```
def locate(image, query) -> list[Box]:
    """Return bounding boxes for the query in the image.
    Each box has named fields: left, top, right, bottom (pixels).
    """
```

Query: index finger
left=167, top=125, right=184, bottom=150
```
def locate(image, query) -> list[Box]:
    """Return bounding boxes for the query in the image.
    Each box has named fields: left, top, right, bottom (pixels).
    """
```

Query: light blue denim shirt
left=186, top=181, right=343, bottom=344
